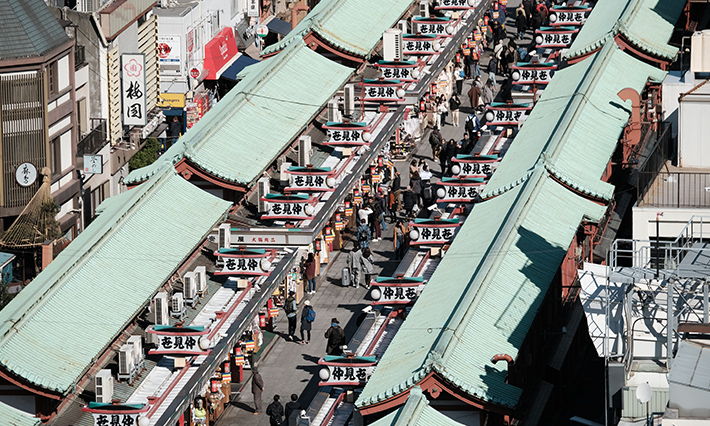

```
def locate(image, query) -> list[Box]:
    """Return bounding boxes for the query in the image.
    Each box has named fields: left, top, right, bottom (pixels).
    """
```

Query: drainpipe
left=490, top=353, right=514, bottom=367
left=704, top=277, right=709, bottom=323
left=667, top=278, right=674, bottom=368
left=291, top=1, right=309, bottom=30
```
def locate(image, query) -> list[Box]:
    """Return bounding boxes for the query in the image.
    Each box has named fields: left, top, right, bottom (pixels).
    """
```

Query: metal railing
left=638, top=171, right=710, bottom=208
left=76, top=119, right=107, bottom=157
left=637, top=123, right=673, bottom=204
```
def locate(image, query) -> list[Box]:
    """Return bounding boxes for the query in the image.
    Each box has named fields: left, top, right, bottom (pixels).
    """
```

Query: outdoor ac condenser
left=383, top=29, right=403, bottom=62
left=95, top=369, right=114, bottom=403
left=194, top=265, right=207, bottom=295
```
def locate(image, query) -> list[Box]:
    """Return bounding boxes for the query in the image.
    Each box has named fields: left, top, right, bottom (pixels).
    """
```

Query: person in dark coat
left=402, top=185, right=417, bottom=218
left=523, top=0, right=534, bottom=27
left=285, top=394, right=301, bottom=426
left=445, top=139, right=458, bottom=175
left=304, top=252, right=317, bottom=294
left=324, top=318, right=346, bottom=355
left=167, top=116, right=181, bottom=144
left=300, top=300, right=314, bottom=344
left=410, top=171, right=422, bottom=206
left=266, top=395, right=284, bottom=426
left=516, top=7, right=528, bottom=40
left=467, top=83, right=481, bottom=112
left=429, top=126, right=443, bottom=160
left=500, top=79, right=513, bottom=103
left=252, top=367, right=265, bottom=415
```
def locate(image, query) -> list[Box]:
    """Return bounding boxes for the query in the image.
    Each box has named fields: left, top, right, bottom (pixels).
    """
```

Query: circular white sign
left=256, top=25, right=269, bottom=38
left=15, top=162, right=37, bottom=187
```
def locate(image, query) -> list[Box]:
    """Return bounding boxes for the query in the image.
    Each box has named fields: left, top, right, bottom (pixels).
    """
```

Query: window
left=49, top=137, right=61, bottom=176
left=47, top=61, right=58, bottom=95
left=77, top=98, right=87, bottom=136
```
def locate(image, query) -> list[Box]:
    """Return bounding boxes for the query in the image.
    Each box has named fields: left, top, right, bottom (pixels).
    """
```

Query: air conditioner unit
left=171, top=292, right=186, bottom=320
left=419, top=0, right=429, bottom=18
left=183, top=271, right=197, bottom=306
left=343, top=85, right=355, bottom=119
left=194, top=266, right=207, bottom=295
left=279, top=160, right=293, bottom=183
left=257, top=177, right=270, bottom=213
left=95, top=369, right=114, bottom=403
left=154, top=292, right=169, bottom=325
left=327, top=100, right=341, bottom=123
left=218, top=223, right=230, bottom=251
left=383, top=29, right=403, bottom=62
left=118, top=344, right=135, bottom=379
left=298, top=136, right=311, bottom=167
left=691, top=30, right=710, bottom=73
left=397, top=20, right=408, bottom=34
left=127, top=335, right=144, bottom=370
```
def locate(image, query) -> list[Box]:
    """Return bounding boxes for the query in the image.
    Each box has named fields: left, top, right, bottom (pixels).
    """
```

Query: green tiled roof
left=357, top=167, right=605, bottom=409
left=564, top=0, right=684, bottom=61
left=369, top=387, right=464, bottom=426
left=483, top=42, right=666, bottom=201
left=0, top=0, right=70, bottom=60
left=126, top=41, right=353, bottom=186
left=0, top=166, right=231, bottom=394
left=261, top=0, right=415, bottom=58
left=0, top=401, right=41, bottom=426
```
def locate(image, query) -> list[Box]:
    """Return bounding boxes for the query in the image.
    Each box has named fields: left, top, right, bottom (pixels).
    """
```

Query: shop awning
left=267, top=18, right=291, bottom=36
left=220, top=55, right=260, bottom=82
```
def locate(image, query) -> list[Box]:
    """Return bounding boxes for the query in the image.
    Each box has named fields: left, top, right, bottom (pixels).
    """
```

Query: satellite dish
left=636, top=382, right=652, bottom=403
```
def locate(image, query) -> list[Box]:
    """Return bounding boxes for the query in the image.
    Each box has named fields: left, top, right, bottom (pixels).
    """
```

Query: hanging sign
left=548, top=6, right=591, bottom=26
left=484, top=102, right=532, bottom=126
left=370, top=276, right=424, bottom=305
left=435, top=0, right=475, bottom=10
left=402, top=34, right=441, bottom=55
left=322, top=122, right=372, bottom=146
left=146, top=325, right=210, bottom=355
left=436, top=177, right=486, bottom=203
left=121, top=54, right=147, bottom=126
left=260, top=194, right=317, bottom=220
left=285, top=166, right=336, bottom=192
left=158, top=35, right=182, bottom=76
left=511, top=62, right=557, bottom=85
left=247, top=0, right=259, bottom=17
left=318, top=356, right=377, bottom=386
left=82, top=402, right=149, bottom=426
left=409, top=218, right=460, bottom=245
left=373, top=60, right=420, bottom=82
left=535, top=27, right=579, bottom=49
left=214, top=247, right=275, bottom=276
left=15, top=162, right=37, bottom=187
left=359, top=79, right=405, bottom=103
left=451, top=154, right=500, bottom=179
left=413, top=17, right=455, bottom=38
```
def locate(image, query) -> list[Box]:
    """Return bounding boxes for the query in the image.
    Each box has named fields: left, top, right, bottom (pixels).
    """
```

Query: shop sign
left=214, top=247, right=275, bottom=276
left=414, top=17, right=454, bottom=37
left=15, top=162, right=37, bottom=187
left=121, top=54, right=147, bottom=126
left=409, top=219, right=460, bottom=245
left=247, top=0, right=259, bottom=17
left=511, top=62, right=557, bottom=85
left=370, top=276, right=425, bottom=305
left=285, top=166, right=336, bottom=192
left=373, top=60, right=419, bottom=82
left=535, top=27, right=579, bottom=49
left=190, top=67, right=201, bottom=79
left=158, top=35, right=181, bottom=76
left=82, top=402, right=148, bottom=426
left=436, top=177, right=486, bottom=203
left=359, top=79, right=405, bottom=103
left=549, top=7, right=590, bottom=26
left=435, top=0, right=475, bottom=9
left=83, top=155, right=103, bottom=174
left=318, top=356, right=377, bottom=386
left=231, top=233, right=288, bottom=245
left=323, top=122, right=371, bottom=146
left=485, top=102, right=532, bottom=126
left=157, top=92, right=186, bottom=108
left=147, top=325, right=209, bottom=356
left=260, top=194, right=317, bottom=220
left=256, top=24, right=268, bottom=38
left=203, top=27, right=238, bottom=80
left=451, top=154, right=500, bottom=178
left=402, top=35, right=441, bottom=55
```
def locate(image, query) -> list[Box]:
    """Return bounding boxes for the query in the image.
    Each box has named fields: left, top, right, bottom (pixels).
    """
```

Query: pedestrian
left=389, top=171, right=401, bottom=221
left=252, top=367, right=264, bottom=415
left=536, top=1, right=549, bottom=26
left=361, top=247, right=374, bottom=289
left=394, top=220, right=407, bottom=260
left=357, top=202, right=372, bottom=224
left=449, top=93, right=461, bottom=126
left=285, top=394, right=301, bottom=426
left=266, top=395, right=284, bottom=426
left=419, top=162, right=432, bottom=185
left=284, top=290, right=298, bottom=341
left=467, top=81, right=481, bottom=112
left=445, top=138, right=458, bottom=175
left=437, top=98, right=448, bottom=127
left=410, top=171, right=422, bottom=206
left=300, top=300, right=315, bottom=344
left=168, top=116, right=181, bottom=145
left=460, top=133, right=471, bottom=156
left=482, top=78, right=496, bottom=108
left=375, top=189, right=388, bottom=230
left=324, top=318, right=346, bottom=355
left=488, top=54, right=498, bottom=83
left=523, top=0, right=534, bottom=27
left=454, top=64, right=465, bottom=94
left=432, top=97, right=441, bottom=128
left=464, top=113, right=482, bottom=148
left=516, top=6, right=528, bottom=40
left=428, top=126, right=443, bottom=160
left=402, top=185, right=417, bottom=218
left=438, top=139, right=449, bottom=175
left=348, top=245, right=364, bottom=288
left=304, top=252, right=317, bottom=294
left=370, top=196, right=383, bottom=241
left=357, top=218, right=371, bottom=249
left=500, top=78, right=513, bottom=103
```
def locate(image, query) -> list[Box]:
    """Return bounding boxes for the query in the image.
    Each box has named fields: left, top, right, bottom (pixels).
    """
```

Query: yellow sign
left=157, top=93, right=186, bottom=108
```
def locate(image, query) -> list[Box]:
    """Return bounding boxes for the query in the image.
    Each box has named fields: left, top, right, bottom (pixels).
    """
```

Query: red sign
left=190, top=68, right=200, bottom=79
left=204, top=27, right=239, bottom=80
left=157, top=43, right=171, bottom=59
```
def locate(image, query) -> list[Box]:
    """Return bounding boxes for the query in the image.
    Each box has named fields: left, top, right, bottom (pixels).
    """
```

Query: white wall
left=58, top=54, right=70, bottom=92
left=60, top=131, right=72, bottom=172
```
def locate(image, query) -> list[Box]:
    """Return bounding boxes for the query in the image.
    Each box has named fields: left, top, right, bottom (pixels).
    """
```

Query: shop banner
left=214, top=247, right=275, bottom=276
left=147, top=325, right=209, bottom=356
left=409, top=218, right=460, bottom=245
left=359, top=79, right=405, bottom=103
left=435, top=0, right=475, bottom=10
left=535, top=27, right=579, bottom=49
left=204, top=27, right=238, bottom=80
left=370, top=276, right=425, bottom=305
left=485, top=102, right=532, bottom=126
left=260, top=194, right=317, bottom=220
left=158, top=35, right=182, bottom=76
left=285, top=166, right=336, bottom=192
left=402, top=35, right=441, bottom=55
left=413, top=17, right=455, bottom=37
left=511, top=62, right=557, bottom=85
left=247, top=0, right=259, bottom=17
left=436, top=177, right=486, bottom=203
left=549, top=6, right=591, bottom=26
left=323, top=122, right=371, bottom=146
left=82, top=403, right=148, bottom=426
left=121, top=54, right=146, bottom=126
left=451, top=154, right=500, bottom=178
left=318, top=356, right=377, bottom=386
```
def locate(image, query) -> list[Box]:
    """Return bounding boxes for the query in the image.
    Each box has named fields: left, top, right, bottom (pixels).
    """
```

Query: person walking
left=300, top=300, right=315, bottom=344
left=467, top=81, right=481, bottom=112
left=445, top=138, right=458, bottom=175
left=488, top=54, right=498, bottom=83
left=389, top=171, right=401, bottom=221
left=394, top=220, right=407, bottom=260
left=437, top=96, right=448, bottom=127
left=347, top=245, right=364, bottom=288
left=464, top=113, right=482, bottom=148
left=266, top=395, right=284, bottom=426
left=410, top=171, right=422, bottom=207
left=449, top=94, right=461, bottom=126
left=325, top=318, right=346, bottom=355
left=284, top=291, right=298, bottom=341
left=285, top=394, right=302, bottom=426
left=516, top=6, right=528, bottom=40
left=429, top=125, right=443, bottom=159
left=482, top=78, right=496, bottom=109
left=356, top=218, right=371, bottom=249
left=402, top=185, right=417, bottom=219
left=361, top=247, right=374, bottom=289
left=304, top=252, right=317, bottom=294
left=252, top=367, right=265, bottom=415
left=454, top=64, right=465, bottom=95
left=370, top=197, right=383, bottom=241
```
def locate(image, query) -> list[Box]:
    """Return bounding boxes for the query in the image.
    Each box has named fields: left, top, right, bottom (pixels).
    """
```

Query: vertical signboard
left=158, top=35, right=182, bottom=76
left=121, top=54, right=147, bottom=126
left=248, top=0, right=259, bottom=17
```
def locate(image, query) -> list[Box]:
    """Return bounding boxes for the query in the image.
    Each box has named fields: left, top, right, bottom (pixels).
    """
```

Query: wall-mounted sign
left=203, top=27, right=238, bottom=80
left=121, top=53, right=147, bottom=126
left=535, top=27, right=579, bottom=49
left=402, top=34, right=441, bottom=55
left=409, top=218, right=460, bottom=245
left=15, top=162, right=37, bottom=187
left=260, top=194, right=317, bottom=220
left=318, top=356, right=377, bottom=386
left=158, top=35, right=182, bottom=76
left=214, top=247, right=275, bottom=276
left=147, top=325, right=210, bottom=356
left=285, top=166, right=336, bottom=192
left=157, top=92, right=186, bottom=108
left=413, top=17, right=455, bottom=37
left=373, top=60, right=420, bottom=82
left=436, top=177, right=486, bottom=203
left=83, top=155, right=103, bottom=174
left=511, top=62, right=557, bottom=85
left=255, top=25, right=268, bottom=38
left=359, top=79, right=405, bottom=103
left=549, top=6, right=591, bottom=26
left=484, top=102, right=532, bottom=126
left=247, top=0, right=259, bottom=17
left=82, top=402, right=148, bottom=426
left=435, top=0, right=475, bottom=10
left=322, top=122, right=371, bottom=146
left=370, top=276, right=425, bottom=304
left=451, top=154, right=500, bottom=178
